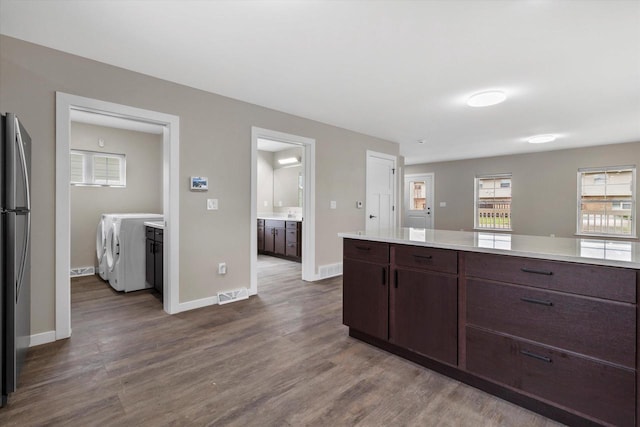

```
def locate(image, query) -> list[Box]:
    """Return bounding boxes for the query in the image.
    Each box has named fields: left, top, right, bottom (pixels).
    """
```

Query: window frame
left=576, top=165, right=636, bottom=238
left=474, top=173, right=513, bottom=232
left=70, top=149, right=126, bottom=187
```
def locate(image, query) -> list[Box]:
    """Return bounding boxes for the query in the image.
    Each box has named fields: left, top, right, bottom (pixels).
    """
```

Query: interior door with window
left=404, top=174, right=433, bottom=229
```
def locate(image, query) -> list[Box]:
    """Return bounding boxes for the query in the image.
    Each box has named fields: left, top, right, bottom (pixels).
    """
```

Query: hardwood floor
left=0, top=255, right=561, bottom=426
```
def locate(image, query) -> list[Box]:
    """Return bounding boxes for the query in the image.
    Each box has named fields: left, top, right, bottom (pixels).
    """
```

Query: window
left=475, top=174, right=512, bottom=230
left=578, top=166, right=635, bottom=237
left=70, top=150, right=126, bottom=187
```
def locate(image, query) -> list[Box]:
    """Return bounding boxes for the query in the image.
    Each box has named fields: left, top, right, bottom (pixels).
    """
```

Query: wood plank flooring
left=0, top=255, right=562, bottom=426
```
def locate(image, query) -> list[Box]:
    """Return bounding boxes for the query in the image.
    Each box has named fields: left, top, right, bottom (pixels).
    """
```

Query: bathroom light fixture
left=278, top=157, right=300, bottom=165
left=527, top=134, right=557, bottom=144
left=467, top=90, right=507, bottom=107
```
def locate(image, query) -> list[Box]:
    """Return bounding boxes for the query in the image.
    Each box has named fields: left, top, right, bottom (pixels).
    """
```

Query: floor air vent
left=217, top=288, right=249, bottom=305
left=70, top=266, right=95, bottom=277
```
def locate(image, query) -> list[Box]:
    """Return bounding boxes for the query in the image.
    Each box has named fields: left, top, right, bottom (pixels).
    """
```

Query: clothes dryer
left=106, top=215, right=163, bottom=292
left=96, top=213, right=162, bottom=281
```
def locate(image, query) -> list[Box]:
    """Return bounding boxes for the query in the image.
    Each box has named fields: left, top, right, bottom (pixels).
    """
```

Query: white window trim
left=70, top=149, right=126, bottom=187
left=576, top=165, right=636, bottom=239
left=474, top=173, right=513, bottom=232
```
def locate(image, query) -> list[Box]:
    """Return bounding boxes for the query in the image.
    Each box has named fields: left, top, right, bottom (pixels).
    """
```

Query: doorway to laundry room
left=68, top=112, right=165, bottom=318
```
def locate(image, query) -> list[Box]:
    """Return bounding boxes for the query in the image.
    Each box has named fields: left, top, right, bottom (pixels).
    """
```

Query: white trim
left=29, top=330, right=56, bottom=347
left=365, top=150, right=398, bottom=231
left=56, top=92, right=180, bottom=342
left=403, top=173, right=435, bottom=228
left=251, top=127, right=316, bottom=290
left=176, top=295, right=219, bottom=312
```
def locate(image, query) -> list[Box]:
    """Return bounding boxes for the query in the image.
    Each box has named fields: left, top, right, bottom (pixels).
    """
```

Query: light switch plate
left=207, top=199, right=218, bottom=210
left=330, top=200, right=337, bottom=209
left=439, top=202, right=447, bottom=207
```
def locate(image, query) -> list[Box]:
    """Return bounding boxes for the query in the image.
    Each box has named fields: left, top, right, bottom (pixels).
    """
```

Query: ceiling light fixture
left=278, top=157, right=300, bottom=165
left=418, top=139, right=426, bottom=144
left=467, top=90, right=507, bottom=107
left=527, top=134, right=557, bottom=144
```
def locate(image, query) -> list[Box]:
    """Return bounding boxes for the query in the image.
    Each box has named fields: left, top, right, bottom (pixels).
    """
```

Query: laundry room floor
left=0, top=257, right=561, bottom=426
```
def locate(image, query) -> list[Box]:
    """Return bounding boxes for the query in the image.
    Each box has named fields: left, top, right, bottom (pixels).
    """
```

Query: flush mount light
left=278, top=157, right=300, bottom=165
left=527, top=134, right=557, bottom=144
left=418, top=139, right=426, bottom=144
left=467, top=90, right=507, bottom=107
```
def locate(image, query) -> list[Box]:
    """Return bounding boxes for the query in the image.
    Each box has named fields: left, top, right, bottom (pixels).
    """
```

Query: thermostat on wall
left=190, top=176, right=208, bottom=191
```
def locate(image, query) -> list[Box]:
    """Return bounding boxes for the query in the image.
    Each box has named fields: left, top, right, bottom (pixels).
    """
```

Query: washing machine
left=96, top=213, right=162, bottom=282
left=106, top=215, right=163, bottom=292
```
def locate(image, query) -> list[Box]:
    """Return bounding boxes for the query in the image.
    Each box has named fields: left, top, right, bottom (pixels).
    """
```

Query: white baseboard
left=176, top=295, right=219, bottom=313
left=316, top=262, right=343, bottom=280
left=30, top=330, right=56, bottom=347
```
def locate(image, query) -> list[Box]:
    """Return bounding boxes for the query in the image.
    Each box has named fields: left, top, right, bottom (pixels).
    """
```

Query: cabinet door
left=390, top=268, right=457, bottom=365
left=257, top=226, right=265, bottom=252
left=264, top=226, right=275, bottom=253
left=343, top=258, right=388, bottom=341
left=145, top=238, right=155, bottom=287
left=274, top=227, right=286, bottom=255
left=154, top=241, right=163, bottom=294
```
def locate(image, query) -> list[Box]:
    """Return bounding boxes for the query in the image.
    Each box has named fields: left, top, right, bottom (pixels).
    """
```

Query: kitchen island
left=339, top=228, right=640, bottom=426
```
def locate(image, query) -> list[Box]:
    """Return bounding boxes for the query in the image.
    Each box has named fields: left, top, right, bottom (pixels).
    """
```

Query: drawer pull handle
left=413, top=254, right=433, bottom=261
left=355, top=246, right=371, bottom=251
left=520, top=297, right=553, bottom=307
left=520, top=349, right=552, bottom=363
left=520, top=267, right=553, bottom=276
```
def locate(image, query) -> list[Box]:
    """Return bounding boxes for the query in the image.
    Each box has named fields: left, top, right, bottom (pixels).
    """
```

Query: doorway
left=250, top=127, right=316, bottom=294
left=366, top=150, right=397, bottom=232
left=403, top=173, right=434, bottom=229
left=55, top=92, right=180, bottom=340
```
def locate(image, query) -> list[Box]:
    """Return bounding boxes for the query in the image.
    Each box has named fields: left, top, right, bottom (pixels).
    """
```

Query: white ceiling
left=70, top=109, right=164, bottom=134
left=1, top=0, right=639, bottom=164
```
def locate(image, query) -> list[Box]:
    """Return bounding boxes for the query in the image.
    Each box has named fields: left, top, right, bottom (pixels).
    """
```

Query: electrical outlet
left=207, top=199, right=218, bottom=210
left=218, top=262, right=227, bottom=275
left=330, top=200, right=337, bottom=209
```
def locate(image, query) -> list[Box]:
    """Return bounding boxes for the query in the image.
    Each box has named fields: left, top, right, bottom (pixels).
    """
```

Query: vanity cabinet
left=259, top=219, right=301, bottom=262
left=342, top=237, right=640, bottom=426
left=145, top=226, right=163, bottom=295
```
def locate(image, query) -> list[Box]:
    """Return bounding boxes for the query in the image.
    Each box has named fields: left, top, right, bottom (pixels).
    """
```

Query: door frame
left=403, top=173, right=435, bottom=228
left=365, top=150, right=398, bottom=231
left=250, top=127, right=316, bottom=291
left=55, top=92, right=180, bottom=340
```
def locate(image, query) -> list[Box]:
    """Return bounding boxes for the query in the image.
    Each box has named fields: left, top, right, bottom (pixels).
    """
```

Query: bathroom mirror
left=273, top=165, right=302, bottom=208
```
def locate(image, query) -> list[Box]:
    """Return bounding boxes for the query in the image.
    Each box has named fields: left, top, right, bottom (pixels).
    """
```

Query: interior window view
left=1, top=2, right=640, bottom=426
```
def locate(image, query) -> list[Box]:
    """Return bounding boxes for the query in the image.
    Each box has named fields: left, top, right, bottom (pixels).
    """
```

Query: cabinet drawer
left=393, top=245, right=457, bottom=274
left=466, top=327, right=635, bottom=427
left=286, top=242, right=297, bottom=257
left=265, top=219, right=285, bottom=228
left=344, top=239, right=389, bottom=263
left=257, top=219, right=265, bottom=227
left=286, top=228, right=297, bottom=243
left=145, top=226, right=155, bottom=240
left=465, top=252, right=636, bottom=303
left=154, top=229, right=163, bottom=243
left=467, top=278, right=635, bottom=368
left=286, top=221, right=299, bottom=229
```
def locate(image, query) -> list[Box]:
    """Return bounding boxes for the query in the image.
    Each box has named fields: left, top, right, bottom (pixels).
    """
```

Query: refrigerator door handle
left=15, top=117, right=31, bottom=211
left=16, top=211, right=30, bottom=300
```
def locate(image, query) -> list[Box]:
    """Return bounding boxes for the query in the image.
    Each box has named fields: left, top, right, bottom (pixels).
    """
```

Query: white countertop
left=258, top=215, right=302, bottom=222
left=338, top=228, right=640, bottom=269
left=144, top=220, right=165, bottom=229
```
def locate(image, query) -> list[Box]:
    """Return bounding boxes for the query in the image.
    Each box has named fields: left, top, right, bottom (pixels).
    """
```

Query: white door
left=403, top=173, right=434, bottom=229
left=366, top=151, right=396, bottom=232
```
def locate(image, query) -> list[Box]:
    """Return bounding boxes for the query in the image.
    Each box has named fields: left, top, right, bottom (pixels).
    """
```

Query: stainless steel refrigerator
left=1, top=113, right=31, bottom=407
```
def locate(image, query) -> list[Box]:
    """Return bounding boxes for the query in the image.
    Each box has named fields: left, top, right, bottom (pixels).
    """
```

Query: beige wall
left=0, top=36, right=399, bottom=334
left=70, top=122, right=162, bottom=269
left=405, top=142, right=640, bottom=239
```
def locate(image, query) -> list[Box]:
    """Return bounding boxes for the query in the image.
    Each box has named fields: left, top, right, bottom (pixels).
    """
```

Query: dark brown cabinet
left=259, top=219, right=301, bottom=262
left=145, top=226, right=163, bottom=295
left=257, top=219, right=265, bottom=253
left=342, top=238, right=640, bottom=427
